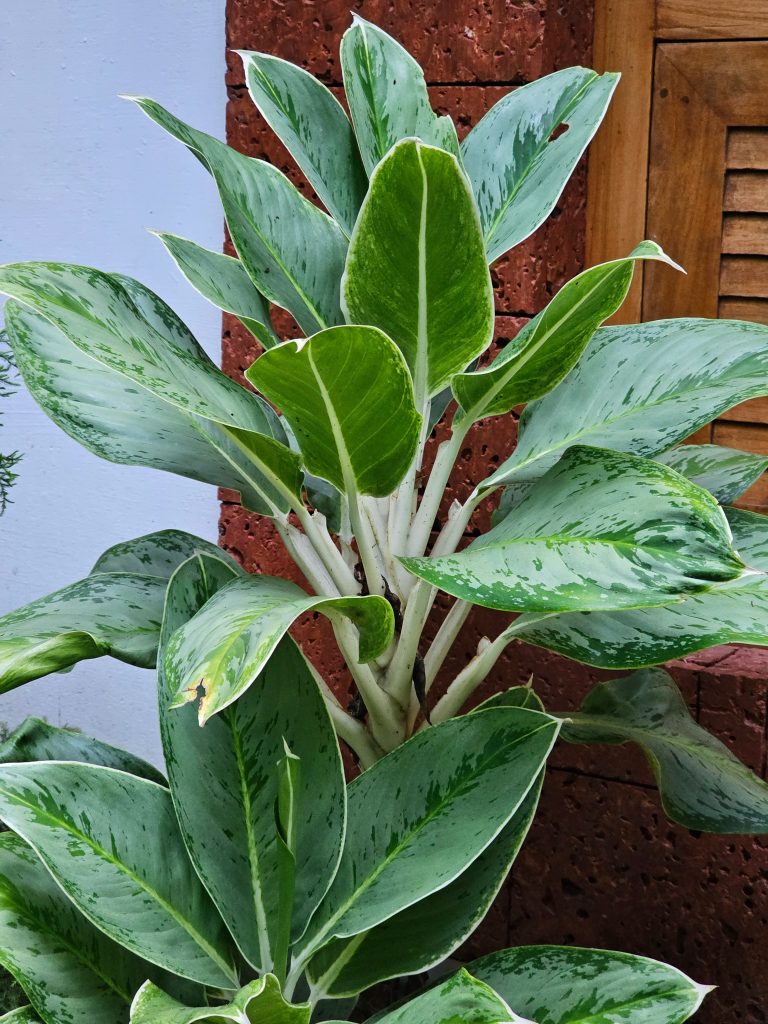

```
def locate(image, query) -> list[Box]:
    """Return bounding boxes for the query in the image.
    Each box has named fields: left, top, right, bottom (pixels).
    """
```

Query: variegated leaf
left=369, top=969, right=526, bottom=1024
left=90, top=528, right=241, bottom=578
left=656, top=444, right=768, bottom=505
left=0, top=1009, right=41, bottom=1023
left=131, top=974, right=309, bottom=1024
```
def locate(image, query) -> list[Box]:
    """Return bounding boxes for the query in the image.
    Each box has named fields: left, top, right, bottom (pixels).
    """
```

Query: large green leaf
left=131, top=975, right=310, bottom=1024
left=155, top=232, right=279, bottom=349
left=562, top=669, right=768, bottom=832
left=131, top=98, right=347, bottom=335
left=0, top=718, right=165, bottom=786
left=238, top=51, right=367, bottom=236
left=159, top=554, right=345, bottom=973
left=247, top=326, right=421, bottom=497
left=342, top=139, right=493, bottom=406
left=90, top=528, right=240, bottom=578
left=487, top=318, right=768, bottom=491
left=306, top=776, right=542, bottom=998
left=339, top=17, right=460, bottom=177
left=515, top=506, right=768, bottom=668
left=296, top=707, right=558, bottom=959
left=656, top=444, right=768, bottom=505
left=0, top=832, right=177, bottom=1024
left=469, top=946, right=710, bottom=1024
left=164, top=574, right=393, bottom=723
left=462, top=67, right=618, bottom=263
left=0, top=1010, right=40, bottom=1023
left=369, top=969, right=524, bottom=1024
left=3, top=285, right=301, bottom=515
left=0, top=764, right=237, bottom=988
left=453, top=242, right=679, bottom=420
left=402, top=446, right=746, bottom=614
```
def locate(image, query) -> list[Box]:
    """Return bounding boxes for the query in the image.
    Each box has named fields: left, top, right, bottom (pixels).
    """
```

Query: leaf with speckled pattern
left=0, top=764, right=237, bottom=988
left=131, top=974, right=310, bottom=1024
left=0, top=1009, right=41, bottom=1023
left=159, top=554, right=345, bottom=973
left=655, top=444, right=768, bottom=505
left=247, top=326, right=421, bottom=497
left=164, top=574, right=393, bottom=723
left=402, top=446, right=747, bottom=614
left=90, top=529, right=241, bottom=579
left=469, top=945, right=710, bottom=1024
left=368, top=968, right=527, bottom=1024
left=296, top=707, right=558, bottom=959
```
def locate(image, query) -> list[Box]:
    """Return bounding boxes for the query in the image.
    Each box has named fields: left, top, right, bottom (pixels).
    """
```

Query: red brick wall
left=221, top=4, right=768, bottom=1020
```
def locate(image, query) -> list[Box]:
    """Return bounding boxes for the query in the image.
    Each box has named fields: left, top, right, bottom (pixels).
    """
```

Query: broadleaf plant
left=0, top=14, right=766, bottom=1022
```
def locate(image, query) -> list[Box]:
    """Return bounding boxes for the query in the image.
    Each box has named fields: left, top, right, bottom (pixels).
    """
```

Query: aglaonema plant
left=0, top=14, right=767, bottom=1023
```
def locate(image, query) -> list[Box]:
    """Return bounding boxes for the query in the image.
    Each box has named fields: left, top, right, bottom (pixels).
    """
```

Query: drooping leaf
left=164, top=574, right=393, bottom=723
left=0, top=718, right=165, bottom=786
left=131, top=98, right=347, bottom=334
left=340, top=17, right=460, bottom=176
left=461, top=67, right=618, bottom=262
left=0, top=763, right=238, bottom=988
left=306, top=776, right=542, bottom=998
left=131, top=974, right=310, bottom=1024
left=401, top=446, right=746, bottom=614
left=238, top=51, right=367, bottom=235
left=469, top=945, right=710, bottom=1024
left=90, top=528, right=240, bottom=578
left=486, top=317, right=768, bottom=491
left=453, top=242, right=680, bottom=420
left=0, top=832, right=186, bottom=1024
left=159, top=555, right=345, bottom=973
left=562, top=668, right=768, bottom=832
left=656, top=444, right=768, bottom=505
left=296, top=707, right=558, bottom=959
left=0, top=1009, right=41, bottom=1023
left=342, top=139, right=493, bottom=406
left=473, top=686, right=545, bottom=713
left=515, top=506, right=768, bottom=668
left=370, top=969, right=525, bottom=1024
left=247, top=326, right=421, bottom=496
left=154, top=232, right=279, bottom=349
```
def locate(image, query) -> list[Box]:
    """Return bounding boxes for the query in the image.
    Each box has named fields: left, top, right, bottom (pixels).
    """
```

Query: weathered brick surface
left=222, top=2, right=768, bottom=1019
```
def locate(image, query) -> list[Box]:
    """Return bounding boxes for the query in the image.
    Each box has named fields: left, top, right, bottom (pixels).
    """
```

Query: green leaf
left=453, top=242, right=680, bottom=420
left=247, top=326, right=422, bottom=497
left=0, top=832, right=176, bottom=1024
left=154, top=232, right=279, bottom=349
left=340, top=17, right=460, bottom=177
left=469, top=945, right=711, bottom=1024
left=159, top=555, right=345, bottom=973
left=656, top=444, right=768, bottom=505
left=461, top=67, right=618, bottom=263
left=370, top=969, right=524, bottom=1024
left=487, top=317, right=768, bottom=491
left=515, top=506, right=768, bottom=668
left=401, top=446, right=746, bottom=614
left=237, top=51, right=367, bottom=236
left=0, top=763, right=238, bottom=988
left=131, top=974, right=310, bottom=1024
left=296, top=707, right=558, bottom=959
left=0, top=718, right=165, bottom=786
left=164, top=574, right=394, bottom=723
left=0, top=1009, right=40, bottom=1023
left=473, top=686, right=545, bottom=714
left=90, top=528, right=241, bottom=578
left=306, top=776, right=542, bottom=998
left=131, top=98, right=347, bottom=335
left=3, top=287, right=301, bottom=515
left=342, top=139, right=493, bottom=406
left=562, top=668, right=768, bottom=832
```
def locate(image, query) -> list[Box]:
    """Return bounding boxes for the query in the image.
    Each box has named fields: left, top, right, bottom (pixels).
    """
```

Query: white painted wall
left=0, top=1, right=226, bottom=763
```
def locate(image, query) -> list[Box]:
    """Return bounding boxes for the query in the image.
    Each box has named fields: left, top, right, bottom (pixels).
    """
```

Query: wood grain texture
left=721, top=216, right=768, bottom=256
left=727, top=129, right=768, bottom=170
left=725, top=172, right=768, bottom=213
left=719, top=297, right=768, bottom=323
left=657, top=0, right=768, bottom=39
left=720, top=256, right=768, bottom=298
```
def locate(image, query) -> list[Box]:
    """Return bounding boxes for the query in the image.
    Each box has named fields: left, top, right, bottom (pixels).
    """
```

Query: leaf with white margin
left=342, top=139, right=493, bottom=406
left=515, top=506, right=768, bottom=669
left=295, top=707, right=558, bottom=960
left=0, top=1009, right=41, bottom=1023
left=486, top=317, right=768, bottom=492
left=401, top=446, right=747, bottom=614
left=247, top=326, right=422, bottom=496
left=89, top=528, right=242, bottom=579
left=469, top=945, right=711, bottom=1024
left=0, top=763, right=238, bottom=988
left=368, top=968, right=529, bottom=1024
left=131, top=974, right=309, bottom=1024
left=130, top=97, right=346, bottom=335
left=656, top=444, right=768, bottom=505
left=340, top=16, right=460, bottom=176
left=154, top=232, right=279, bottom=349
left=164, top=574, right=393, bottom=723
left=159, top=554, right=345, bottom=972
left=462, top=67, right=618, bottom=263
left=453, top=242, right=680, bottom=420
left=238, top=50, right=367, bottom=235
left=562, top=668, right=768, bottom=832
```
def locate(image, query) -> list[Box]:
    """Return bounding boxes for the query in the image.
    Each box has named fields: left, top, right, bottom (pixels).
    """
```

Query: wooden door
left=587, top=3, right=768, bottom=509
